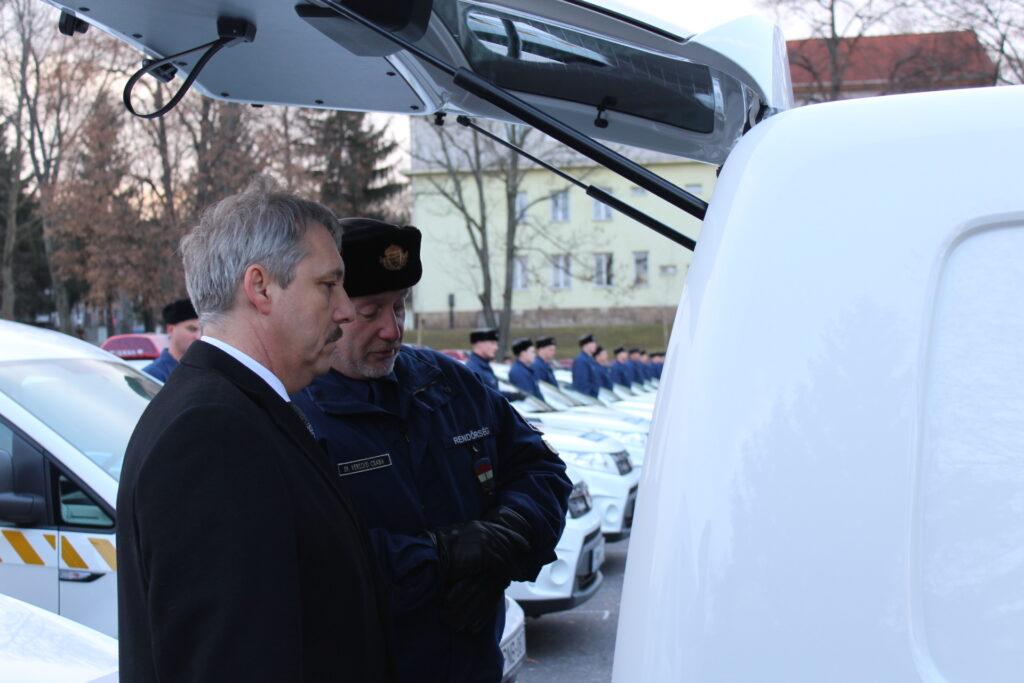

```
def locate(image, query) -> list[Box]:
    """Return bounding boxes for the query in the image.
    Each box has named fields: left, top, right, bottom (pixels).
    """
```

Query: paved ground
left=517, top=537, right=629, bottom=682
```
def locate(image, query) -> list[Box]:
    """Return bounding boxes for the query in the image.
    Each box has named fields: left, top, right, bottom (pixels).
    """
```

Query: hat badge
left=379, top=244, right=408, bottom=271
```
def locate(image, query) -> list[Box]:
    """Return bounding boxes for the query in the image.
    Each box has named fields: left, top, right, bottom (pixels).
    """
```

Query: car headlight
left=567, top=480, right=593, bottom=518
left=561, top=451, right=619, bottom=474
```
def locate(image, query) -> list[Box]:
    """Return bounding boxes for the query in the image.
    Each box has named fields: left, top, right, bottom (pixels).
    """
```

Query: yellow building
left=408, top=117, right=715, bottom=329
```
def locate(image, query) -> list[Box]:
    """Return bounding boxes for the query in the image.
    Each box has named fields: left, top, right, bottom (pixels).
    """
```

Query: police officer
left=532, top=336, right=558, bottom=385
left=571, top=333, right=602, bottom=397
left=465, top=328, right=500, bottom=390
left=508, top=337, right=543, bottom=400
left=610, top=346, right=632, bottom=387
left=293, top=219, right=571, bottom=683
left=142, top=298, right=200, bottom=382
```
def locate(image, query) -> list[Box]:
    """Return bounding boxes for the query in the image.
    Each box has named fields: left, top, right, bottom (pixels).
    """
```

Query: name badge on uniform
left=338, top=453, right=393, bottom=477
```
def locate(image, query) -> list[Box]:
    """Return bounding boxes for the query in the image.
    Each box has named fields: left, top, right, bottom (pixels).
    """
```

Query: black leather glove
left=484, top=506, right=537, bottom=582
left=440, top=574, right=508, bottom=634
left=426, top=517, right=530, bottom=583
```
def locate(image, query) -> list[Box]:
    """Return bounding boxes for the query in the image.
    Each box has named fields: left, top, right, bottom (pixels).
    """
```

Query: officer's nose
left=378, top=311, right=401, bottom=341
left=333, top=286, right=356, bottom=326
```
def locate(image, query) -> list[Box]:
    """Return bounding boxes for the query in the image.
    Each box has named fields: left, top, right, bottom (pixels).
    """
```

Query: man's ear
left=243, top=264, right=274, bottom=315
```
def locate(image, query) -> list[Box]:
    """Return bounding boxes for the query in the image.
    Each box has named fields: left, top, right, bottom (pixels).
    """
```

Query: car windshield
left=0, top=359, right=159, bottom=481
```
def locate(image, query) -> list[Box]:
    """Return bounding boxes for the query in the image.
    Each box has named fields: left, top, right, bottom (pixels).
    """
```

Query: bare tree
left=412, top=117, right=573, bottom=351
left=1, top=0, right=121, bottom=330
left=763, top=0, right=918, bottom=101
left=920, top=0, right=1024, bottom=83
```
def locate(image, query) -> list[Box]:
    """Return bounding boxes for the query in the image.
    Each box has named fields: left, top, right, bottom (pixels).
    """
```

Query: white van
left=613, top=83, right=1024, bottom=682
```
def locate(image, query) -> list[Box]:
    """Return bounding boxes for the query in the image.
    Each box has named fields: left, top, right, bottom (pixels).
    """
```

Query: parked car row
left=0, top=320, right=652, bottom=680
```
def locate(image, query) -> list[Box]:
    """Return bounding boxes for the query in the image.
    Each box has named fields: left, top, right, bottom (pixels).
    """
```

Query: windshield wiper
left=316, top=0, right=706, bottom=250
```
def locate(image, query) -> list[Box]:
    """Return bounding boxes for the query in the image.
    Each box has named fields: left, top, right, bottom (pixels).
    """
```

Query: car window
left=55, top=472, right=113, bottom=529
left=0, top=360, right=159, bottom=481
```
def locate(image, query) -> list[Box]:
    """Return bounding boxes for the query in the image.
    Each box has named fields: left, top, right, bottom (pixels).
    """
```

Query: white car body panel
left=532, top=427, right=640, bottom=539
left=0, top=592, right=118, bottom=682
left=614, top=85, right=1024, bottom=681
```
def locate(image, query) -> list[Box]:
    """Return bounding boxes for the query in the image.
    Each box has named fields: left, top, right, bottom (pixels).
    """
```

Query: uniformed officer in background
left=571, top=333, right=603, bottom=397
left=532, top=336, right=558, bottom=385
left=508, top=337, right=543, bottom=400
left=294, top=219, right=572, bottom=683
left=610, top=346, right=632, bottom=387
left=465, top=327, right=501, bottom=390
left=142, top=298, right=201, bottom=382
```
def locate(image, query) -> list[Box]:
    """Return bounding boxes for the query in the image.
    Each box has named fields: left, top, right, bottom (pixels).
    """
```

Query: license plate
left=501, top=624, right=526, bottom=676
left=590, top=538, right=606, bottom=573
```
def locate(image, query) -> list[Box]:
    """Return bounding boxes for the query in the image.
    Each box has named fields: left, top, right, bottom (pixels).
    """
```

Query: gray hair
left=180, top=176, right=341, bottom=325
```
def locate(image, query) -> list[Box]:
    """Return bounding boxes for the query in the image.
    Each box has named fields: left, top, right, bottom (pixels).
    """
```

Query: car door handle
left=59, top=569, right=105, bottom=582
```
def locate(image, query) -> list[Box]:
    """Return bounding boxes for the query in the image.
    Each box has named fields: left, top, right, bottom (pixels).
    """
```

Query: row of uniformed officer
left=293, top=220, right=572, bottom=682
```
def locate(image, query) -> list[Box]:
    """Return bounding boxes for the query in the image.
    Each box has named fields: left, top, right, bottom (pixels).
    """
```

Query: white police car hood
left=0, top=593, right=118, bottom=683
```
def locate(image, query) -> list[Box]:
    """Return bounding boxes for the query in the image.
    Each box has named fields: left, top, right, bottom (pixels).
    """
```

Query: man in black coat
left=117, top=177, right=394, bottom=682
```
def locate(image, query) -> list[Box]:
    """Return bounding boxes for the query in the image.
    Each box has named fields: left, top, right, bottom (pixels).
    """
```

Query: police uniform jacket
left=118, top=341, right=394, bottom=683
left=571, top=350, right=602, bottom=398
left=294, top=346, right=571, bottom=683
left=628, top=359, right=646, bottom=385
left=610, top=361, right=632, bottom=387
left=141, top=347, right=177, bottom=382
left=508, top=359, right=543, bottom=400
left=465, top=352, right=499, bottom=390
left=531, top=356, right=557, bottom=386
left=599, top=365, right=614, bottom=390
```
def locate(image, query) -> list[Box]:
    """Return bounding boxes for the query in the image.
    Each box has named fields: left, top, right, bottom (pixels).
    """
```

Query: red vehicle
left=100, top=333, right=168, bottom=362
left=438, top=349, right=468, bottom=362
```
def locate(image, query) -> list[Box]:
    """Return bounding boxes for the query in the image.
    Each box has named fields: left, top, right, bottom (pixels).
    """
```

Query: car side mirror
left=0, top=492, right=45, bottom=525
left=0, top=449, right=45, bottom=525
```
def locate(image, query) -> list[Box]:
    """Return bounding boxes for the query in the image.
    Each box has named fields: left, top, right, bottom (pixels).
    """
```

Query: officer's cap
left=613, top=346, right=626, bottom=355
left=162, top=298, right=197, bottom=325
left=629, top=347, right=641, bottom=355
left=578, top=333, right=595, bottom=347
left=536, top=336, right=556, bottom=349
left=511, top=337, right=534, bottom=355
left=470, top=328, right=499, bottom=344
left=339, top=218, right=422, bottom=298
left=595, top=345, right=605, bottom=355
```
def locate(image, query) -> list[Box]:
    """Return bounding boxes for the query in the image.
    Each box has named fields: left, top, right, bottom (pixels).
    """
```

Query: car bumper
left=517, top=527, right=605, bottom=617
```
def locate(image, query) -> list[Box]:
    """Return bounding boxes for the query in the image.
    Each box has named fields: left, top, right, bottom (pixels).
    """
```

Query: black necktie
left=289, top=402, right=316, bottom=438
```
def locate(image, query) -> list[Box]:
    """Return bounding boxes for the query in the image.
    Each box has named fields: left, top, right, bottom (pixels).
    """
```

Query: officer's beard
left=347, top=343, right=400, bottom=380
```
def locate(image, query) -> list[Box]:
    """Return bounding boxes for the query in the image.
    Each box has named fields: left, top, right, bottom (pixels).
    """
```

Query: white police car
left=507, top=462, right=605, bottom=615
left=0, top=320, right=158, bottom=637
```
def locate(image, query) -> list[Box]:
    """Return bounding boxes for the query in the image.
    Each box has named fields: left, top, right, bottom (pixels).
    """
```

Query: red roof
left=788, top=31, right=997, bottom=98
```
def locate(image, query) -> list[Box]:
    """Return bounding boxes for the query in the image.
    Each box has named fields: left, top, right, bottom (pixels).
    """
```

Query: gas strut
left=318, top=0, right=705, bottom=250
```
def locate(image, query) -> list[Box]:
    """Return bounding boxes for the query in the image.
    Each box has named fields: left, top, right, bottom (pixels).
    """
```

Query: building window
left=550, top=191, right=570, bottom=222
left=515, top=192, right=528, bottom=224
left=593, top=190, right=613, bottom=221
left=633, top=251, right=649, bottom=287
left=512, top=255, right=529, bottom=290
left=551, top=254, right=572, bottom=289
left=594, top=253, right=613, bottom=287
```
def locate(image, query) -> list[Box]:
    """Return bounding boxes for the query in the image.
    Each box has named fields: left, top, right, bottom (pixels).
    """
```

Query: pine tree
left=305, top=111, right=406, bottom=222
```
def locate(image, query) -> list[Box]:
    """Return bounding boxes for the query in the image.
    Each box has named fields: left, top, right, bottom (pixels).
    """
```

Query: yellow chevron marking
left=89, top=537, right=117, bottom=571
left=44, top=533, right=56, bottom=550
left=2, top=529, right=45, bottom=566
left=61, top=536, right=88, bottom=569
